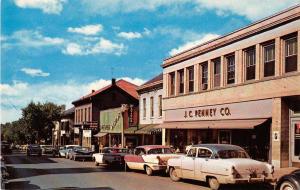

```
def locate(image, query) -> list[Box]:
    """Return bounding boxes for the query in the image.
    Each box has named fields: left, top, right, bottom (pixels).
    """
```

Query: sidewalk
left=274, top=167, right=299, bottom=179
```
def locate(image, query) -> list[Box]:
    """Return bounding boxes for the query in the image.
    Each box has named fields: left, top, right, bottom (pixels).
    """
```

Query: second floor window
left=264, top=43, right=275, bottom=77
left=285, top=36, right=298, bottom=73
left=226, top=54, right=235, bottom=84
left=150, top=97, right=154, bottom=118
left=178, top=69, right=184, bottom=94
left=143, top=98, right=146, bottom=118
left=187, top=66, right=194, bottom=92
left=88, top=107, right=91, bottom=122
left=158, top=95, right=162, bottom=117
left=201, top=62, right=208, bottom=90
left=213, top=58, right=221, bottom=87
left=169, top=72, right=175, bottom=96
left=245, top=47, right=256, bottom=80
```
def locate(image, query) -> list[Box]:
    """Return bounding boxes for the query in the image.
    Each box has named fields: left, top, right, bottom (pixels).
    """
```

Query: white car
left=58, top=145, right=81, bottom=158
left=124, top=145, right=181, bottom=176
left=167, top=144, right=276, bottom=190
left=93, top=147, right=129, bottom=166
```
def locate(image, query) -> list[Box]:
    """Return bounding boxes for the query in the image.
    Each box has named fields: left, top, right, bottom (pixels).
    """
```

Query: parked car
left=58, top=145, right=80, bottom=158
left=275, top=169, right=300, bottom=190
left=93, top=147, right=129, bottom=166
left=40, top=145, right=54, bottom=154
left=124, top=145, right=180, bottom=176
left=69, top=147, right=93, bottom=161
left=167, top=144, right=276, bottom=190
left=1, top=141, right=12, bottom=154
left=26, top=144, right=42, bottom=156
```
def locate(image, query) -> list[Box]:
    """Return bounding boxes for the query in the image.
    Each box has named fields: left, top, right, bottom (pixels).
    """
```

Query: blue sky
left=1, top=0, right=299, bottom=123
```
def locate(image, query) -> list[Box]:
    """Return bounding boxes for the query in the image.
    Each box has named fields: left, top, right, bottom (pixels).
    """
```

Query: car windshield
left=148, top=148, right=174, bottom=154
left=217, top=149, right=249, bottom=159
left=67, top=146, right=80, bottom=149
left=103, top=148, right=128, bottom=153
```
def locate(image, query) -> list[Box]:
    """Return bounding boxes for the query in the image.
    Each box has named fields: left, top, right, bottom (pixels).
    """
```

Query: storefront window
left=218, top=130, right=231, bottom=144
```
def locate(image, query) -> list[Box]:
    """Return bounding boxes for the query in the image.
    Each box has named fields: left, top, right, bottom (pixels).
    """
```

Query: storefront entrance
left=291, top=118, right=300, bottom=164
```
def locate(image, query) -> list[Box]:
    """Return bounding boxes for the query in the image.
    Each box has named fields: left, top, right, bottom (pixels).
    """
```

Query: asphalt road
left=4, top=151, right=274, bottom=190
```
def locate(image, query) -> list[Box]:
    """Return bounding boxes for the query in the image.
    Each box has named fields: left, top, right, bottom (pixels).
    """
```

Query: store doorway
left=291, top=119, right=300, bottom=163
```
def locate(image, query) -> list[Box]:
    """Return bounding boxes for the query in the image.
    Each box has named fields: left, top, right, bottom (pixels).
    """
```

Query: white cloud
left=67, top=24, right=103, bottom=35
left=0, top=77, right=145, bottom=123
left=117, top=32, right=142, bottom=40
left=62, top=43, right=83, bottom=55
left=21, top=68, right=50, bottom=77
left=4, top=30, right=64, bottom=49
left=169, top=33, right=220, bottom=56
left=80, top=0, right=298, bottom=21
left=193, top=0, right=299, bottom=21
left=14, top=0, right=66, bottom=14
left=63, top=38, right=126, bottom=56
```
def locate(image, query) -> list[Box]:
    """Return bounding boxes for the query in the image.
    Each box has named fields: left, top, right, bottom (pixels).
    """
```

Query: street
left=4, top=151, right=274, bottom=190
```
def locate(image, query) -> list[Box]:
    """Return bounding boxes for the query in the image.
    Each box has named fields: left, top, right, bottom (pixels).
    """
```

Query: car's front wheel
left=169, top=167, right=180, bottom=182
left=279, top=181, right=296, bottom=190
left=145, top=166, right=153, bottom=176
left=208, top=177, right=220, bottom=190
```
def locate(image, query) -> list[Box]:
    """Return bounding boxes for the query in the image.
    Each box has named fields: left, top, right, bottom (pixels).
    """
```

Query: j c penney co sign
left=164, top=99, right=273, bottom=122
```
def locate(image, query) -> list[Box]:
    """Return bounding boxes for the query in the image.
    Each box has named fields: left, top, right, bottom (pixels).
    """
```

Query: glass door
left=291, top=119, right=300, bottom=163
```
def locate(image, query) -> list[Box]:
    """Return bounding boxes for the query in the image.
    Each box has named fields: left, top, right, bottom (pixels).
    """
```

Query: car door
left=194, top=148, right=213, bottom=181
left=181, top=147, right=197, bottom=179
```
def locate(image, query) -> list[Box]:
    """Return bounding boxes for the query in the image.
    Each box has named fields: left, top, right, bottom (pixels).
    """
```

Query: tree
left=21, top=102, right=65, bottom=144
left=1, top=101, right=65, bottom=144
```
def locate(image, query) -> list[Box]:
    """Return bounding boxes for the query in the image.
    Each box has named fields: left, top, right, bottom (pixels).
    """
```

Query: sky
left=1, top=0, right=299, bottom=123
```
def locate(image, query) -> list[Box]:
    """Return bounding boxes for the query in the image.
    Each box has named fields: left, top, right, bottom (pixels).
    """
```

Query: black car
left=69, top=147, right=93, bottom=161
left=27, top=144, right=42, bottom=156
left=1, top=142, right=12, bottom=154
left=275, top=169, right=300, bottom=190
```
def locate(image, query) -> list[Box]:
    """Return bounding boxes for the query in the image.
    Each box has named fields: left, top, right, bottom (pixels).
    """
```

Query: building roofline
left=162, top=4, right=300, bottom=68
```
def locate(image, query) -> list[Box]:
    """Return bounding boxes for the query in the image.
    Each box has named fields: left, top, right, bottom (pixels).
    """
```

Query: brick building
left=160, top=5, right=300, bottom=168
left=72, top=79, right=139, bottom=149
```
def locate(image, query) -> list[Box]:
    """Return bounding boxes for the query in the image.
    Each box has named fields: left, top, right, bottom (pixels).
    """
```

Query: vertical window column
left=158, top=95, right=162, bottom=117
left=143, top=98, right=146, bottom=119
left=208, top=60, right=212, bottom=89
left=187, top=66, right=194, bottom=93
left=177, top=69, right=184, bottom=94
left=150, top=96, right=154, bottom=118
left=284, top=34, right=297, bottom=73
left=226, top=54, right=235, bottom=84
left=245, top=47, right=256, bottom=81
left=263, top=42, right=275, bottom=77
left=194, top=64, right=199, bottom=92
left=212, top=58, right=221, bottom=88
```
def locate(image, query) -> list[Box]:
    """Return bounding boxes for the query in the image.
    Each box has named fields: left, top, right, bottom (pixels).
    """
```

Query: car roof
left=136, top=145, right=170, bottom=151
left=191, top=144, right=244, bottom=152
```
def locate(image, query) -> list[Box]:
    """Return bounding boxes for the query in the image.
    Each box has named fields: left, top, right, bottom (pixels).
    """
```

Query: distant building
left=161, top=5, right=300, bottom=168
left=52, top=107, right=75, bottom=146
left=124, top=73, right=163, bottom=146
left=72, top=79, right=139, bottom=149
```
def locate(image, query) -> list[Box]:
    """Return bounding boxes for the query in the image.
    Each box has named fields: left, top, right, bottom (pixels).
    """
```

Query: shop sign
left=74, top=127, right=79, bottom=134
left=60, top=130, right=65, bottom=136
left=83, top=130, right=91, bottom=137
left=165, top=99, right=272, bottom=122
left=100, top=108, right=123, bottom=133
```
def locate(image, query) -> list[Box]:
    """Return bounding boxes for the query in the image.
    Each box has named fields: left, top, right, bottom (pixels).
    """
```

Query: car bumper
left=74, top=155, right=92, bottom=158
left=226, top=177, right=276, bottom=184
left=151, top=165, right=167, bottom=171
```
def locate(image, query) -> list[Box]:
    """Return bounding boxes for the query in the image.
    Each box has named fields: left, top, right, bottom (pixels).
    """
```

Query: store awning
left=135, top=124, right=161, bottom=134
left=124, top=127, right=138, bottom=134
left=124, top=124, right=161, bottom=135
left=93, top=132, right=108, bottom=137
left=157, top=119, right=268, bottom=129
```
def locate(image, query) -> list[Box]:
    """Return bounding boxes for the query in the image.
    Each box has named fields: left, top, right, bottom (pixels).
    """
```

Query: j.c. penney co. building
left=160, top=5, right=300, bottom=168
